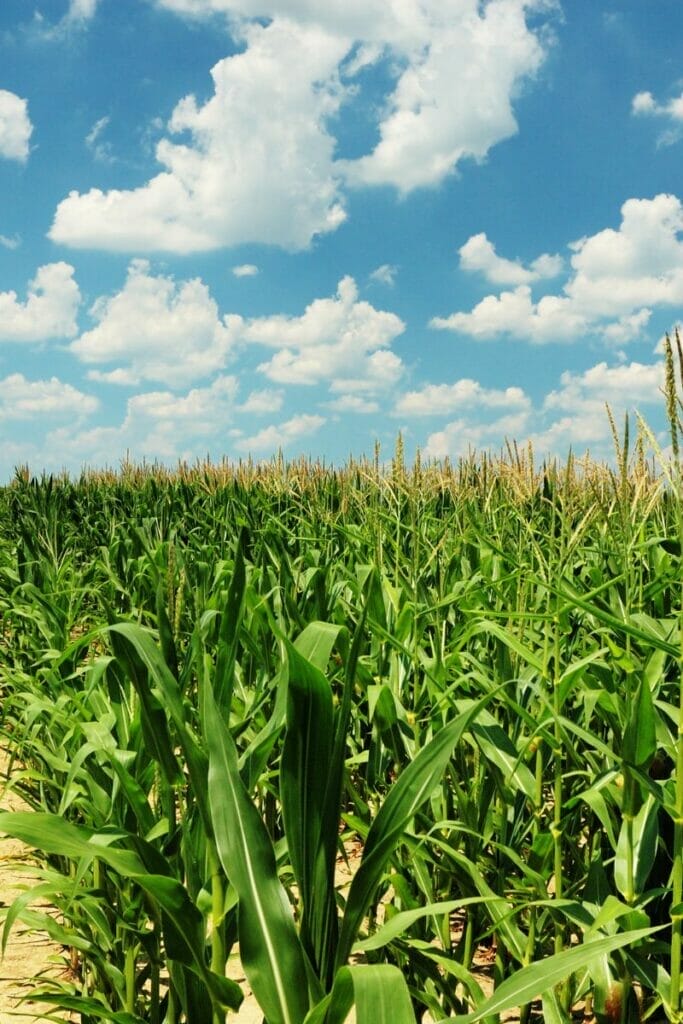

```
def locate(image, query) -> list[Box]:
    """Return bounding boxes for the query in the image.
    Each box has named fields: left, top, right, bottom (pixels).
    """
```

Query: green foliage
left=0, top=435, right=681, bottom=1021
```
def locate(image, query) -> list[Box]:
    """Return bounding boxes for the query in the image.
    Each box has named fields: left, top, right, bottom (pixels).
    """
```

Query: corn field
left=0, top=339, right=682, bottom=1024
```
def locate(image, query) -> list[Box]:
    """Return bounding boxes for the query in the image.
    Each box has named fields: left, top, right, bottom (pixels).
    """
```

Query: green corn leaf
left=541, top=987, right=572, bottom=1023
left=466, top=709, right=536, bottom=801
left=108, top=622, right=212, bottom=833
left=615, top=794, right=660, bottom=901
left=354, top=896, right=494, bottom=952
left=622, top=678, right=657, bottom=770
left=26, top=994, right=146, bottom=1023
left=282, top=636, right=338, bottom=984
left=335, top=694, right=492, bottom=970
left=107, top=627, right=183, bottom=789
left=205, top=686, right=311, bottom=1024
left=214, top=533, right=247, bottom=714
left=304, top=965, right=415, bottom=1024
left=293, top=620, right=346, bottom=674
left=451, top=928, right=660, bottom=1022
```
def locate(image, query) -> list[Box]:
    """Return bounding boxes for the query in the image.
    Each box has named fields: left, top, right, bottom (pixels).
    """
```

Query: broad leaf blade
left=205, top=689, right=310, bottom=1024
left=453, top=928, right=659, bottom=1022
left=336, top=696, right=491, bottom=969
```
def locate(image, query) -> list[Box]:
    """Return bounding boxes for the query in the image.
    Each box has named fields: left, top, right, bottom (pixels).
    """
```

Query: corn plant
left=0, top=377, right=681, bottom=1022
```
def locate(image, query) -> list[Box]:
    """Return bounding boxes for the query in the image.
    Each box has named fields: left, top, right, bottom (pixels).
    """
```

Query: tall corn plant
left=663, top=330, right=683, bottom=1020
left=202, top=583, right=499, bottom=1024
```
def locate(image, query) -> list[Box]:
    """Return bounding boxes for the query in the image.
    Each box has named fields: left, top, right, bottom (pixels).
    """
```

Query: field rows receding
left=0, top=407, right=681, bottom=1022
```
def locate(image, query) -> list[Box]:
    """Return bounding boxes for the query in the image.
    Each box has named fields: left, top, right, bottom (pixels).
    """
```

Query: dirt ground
left=0, top=753, right=75, bottom=1023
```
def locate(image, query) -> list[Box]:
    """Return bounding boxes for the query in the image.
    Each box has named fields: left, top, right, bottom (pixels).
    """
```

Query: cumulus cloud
left=525, top=359, right=665, bottom=457
left=237, top=388, right=284, bottom=413
left=50, top=19, right=348, bottom=252
left=158, top=0, right=552, bottom=192
left=126, top=374, right=239, bottom=436
left=459, top=232, right=562, bottom=285
left=433, top=194, right=683, bottom=344
left=49, top=2, right=554, bottom=251
left=66, top=0, right=100, bottom=22
left=0, top=374, right=98, bottom=420
left=154, top=0, right=550, bottom=53
left=369, top=264, right=398, bottom=287
left=0, top=90, right=33, bottom=162
left=424, top=410, right=531, bottom=460
left=0, top=263, right=81, bottom=343
left=0, top=233, right=20, bottom=250
left=70, top=260, right=234, bottom=386
left=431, top=285, right=587, bottom=343
left=327, top=394, right=379, bottom=413
left=87, top=368, right=141, bottom=386
left=341, top=0, right=549, bottom=192
left=42, top=375, right=240, bottom=470
left=632, top=87, right=683, bottom=145
left=235, top=412, right=325, bottom=453
left=542, top=361, right=663, bottom=416
left=395, top=379, right=530, bottom=417
left=235, top=275, right=405, bottom=392
left=420, top=357, right=666, bottom=462
left=29, top=0, right=100, bottom=40
left=232, top=264, right=259, bottom=277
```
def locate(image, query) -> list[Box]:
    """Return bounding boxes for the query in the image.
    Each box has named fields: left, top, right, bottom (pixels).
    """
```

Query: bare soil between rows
left=0, top=751, right=75, bottom=1023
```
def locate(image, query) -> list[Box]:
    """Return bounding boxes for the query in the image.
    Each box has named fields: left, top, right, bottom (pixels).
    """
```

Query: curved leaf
left=205, top=688, right=310, bottom=1024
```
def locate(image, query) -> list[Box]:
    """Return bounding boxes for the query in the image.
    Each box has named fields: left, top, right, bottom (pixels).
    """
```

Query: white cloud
left=542, top=361, right=664, bottom=415
left=424, top=410, right=531, bottom=460
left=632, top=91, right=657, bottom=115
left=395, top=379, right=530, bottom=417
left=66, top=0, right=100, bottom=22
left=152, top=0, right=397, bottom=37
left=50, top=2, right=555, bottom=251
left=50, top=19, right=348, bottom=252
left=157, top=0, right=553, bottom=192
left=369, top=264, right=398, bottom=287
left=237, top=388, right=284, bottom=413
left=41, top=375, right=239, bottom=469
left=459, top=232, right=562, bottom=285
left=85, top=115, right=115, bottom=163
left=0, top=263, right=81, bottom=343
left=70, top=260, right=234, bottom=386
left=0, top=374, right=98, bottom=420
left=431, top=284, right=587, bottom=343
left=341, top=0, right=549, bottom=192
left=601, top=309, right=652, bottom=344
left=632, top=87, right=683, bottom=145
left=0, top=233, right=20, bottom=250
left=418, top=357, right=666, bottom=462
left=232, top=263, right=259, bottom=278
left=327, top=394, right=379, bottom=413
left=235, top=412, right=325, bottom=453
left=154, top=0, right=548, bottom=53
left=434, top=194, right=683, bottom=343
left=87, top=367, right=142, bottom=386
left=27, top=1, right=99, bottom=41
left=236, top=275, right=405, bottom=392
left=126, top=375, right=239, bottom=434
left=565, top=194, right=683, bottom=315
left=328, top=349, right=404, bottom=395
left=0, top=90, right=33, bottom=162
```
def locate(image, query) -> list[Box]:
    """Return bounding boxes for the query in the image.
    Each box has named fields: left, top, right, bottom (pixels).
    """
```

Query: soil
left=0, top=753, right=74, bottom=1023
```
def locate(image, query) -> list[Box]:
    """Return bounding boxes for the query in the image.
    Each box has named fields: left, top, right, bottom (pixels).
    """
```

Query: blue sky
left=1, top=0, right=682, bottom=478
